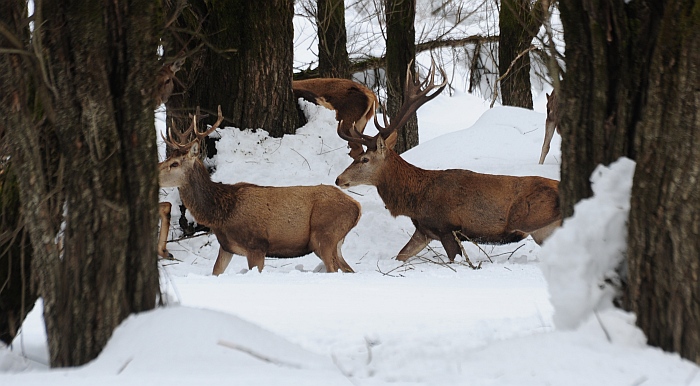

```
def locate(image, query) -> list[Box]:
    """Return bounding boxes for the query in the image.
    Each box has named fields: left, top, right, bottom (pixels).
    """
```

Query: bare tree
left=559, top=0, right=700, bottom=364
left=318, top=0, right=350, bottom=78
left=385, top=0, right=418, bottom=154
left=497, top=0, right=546, bottom=108
left=165, top=0, right=299, bottom=138
left=0, top=0, right=160, bottom=367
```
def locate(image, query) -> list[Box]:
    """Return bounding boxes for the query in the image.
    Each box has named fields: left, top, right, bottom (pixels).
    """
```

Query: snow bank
left=540, top=157, right=635, bottom=330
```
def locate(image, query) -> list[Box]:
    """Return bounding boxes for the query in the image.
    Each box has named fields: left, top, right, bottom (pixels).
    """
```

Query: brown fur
left=293, top=78, right=378, bottom=158
left=335, top=62, right=560, bottom=262
left=153, top=57, right=185, bottom=107
left=337, top=144, right=561, bottom=262
left=160, top=143, right=361, bottom=275
left=539, top=90, right=561, bottom=164
left=157, top=202, right=173, bottom=259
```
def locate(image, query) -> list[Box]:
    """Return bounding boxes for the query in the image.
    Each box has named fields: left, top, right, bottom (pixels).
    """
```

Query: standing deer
left=538, top=90, right=560, bottom=164
left=293, top=78, right=378, bottom=158
left=335, top=61, right=562, bottom=262
left=159, top=106, right=361, bottom=275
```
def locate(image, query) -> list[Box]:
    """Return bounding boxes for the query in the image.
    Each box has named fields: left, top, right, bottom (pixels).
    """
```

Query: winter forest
left=1, top=0, right=699, bottom=384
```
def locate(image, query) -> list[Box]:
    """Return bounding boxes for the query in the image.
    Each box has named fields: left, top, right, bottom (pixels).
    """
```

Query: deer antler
left=162, top=105, right=224, bottom=154
left=374, top=58, right=447, bottom=139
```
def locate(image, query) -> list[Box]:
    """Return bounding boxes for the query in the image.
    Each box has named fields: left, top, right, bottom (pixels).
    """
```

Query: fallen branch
left=217, top=340, right=302, bottom=369
left=452, top=231, right=481, bottom=270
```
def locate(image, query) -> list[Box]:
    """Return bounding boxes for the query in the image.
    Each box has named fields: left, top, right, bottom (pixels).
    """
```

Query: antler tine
left=194, top=105, right=224, bottom=140
left=373, top=101, right=392, bottom=135
left=378, top=59, right=447, bottom=139
left=337, top=120, right=374, bottom=147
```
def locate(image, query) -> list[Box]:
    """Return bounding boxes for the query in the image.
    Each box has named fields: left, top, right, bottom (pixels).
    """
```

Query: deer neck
left=177, top=161, right=233, bottom=227
left=375, top=151, right=430, bottom=218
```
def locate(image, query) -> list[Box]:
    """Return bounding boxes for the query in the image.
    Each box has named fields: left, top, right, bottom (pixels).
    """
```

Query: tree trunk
left=167, top=0, right=298, bottom=138
left=626, top=0, right=700, bottom=364
left=559, top=0, right=700, bottom=365
left=1, top=0, right=161, bottom=367
left=557, top=0, right=654, bottom=217
left=498, top=0, right=544, bottom=109
left=0, top=164, right=36, bottom=345
left=385, top=0, right=418, bottom=154
left=317, top=0, right=349, bottom=79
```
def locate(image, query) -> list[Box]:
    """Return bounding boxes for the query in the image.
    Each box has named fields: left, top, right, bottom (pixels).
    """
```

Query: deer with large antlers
left=293, top=78, right=378, bottom=158
left=335, top=61, right=562, bottom=262
left=159, top=106, right=361, bottom=275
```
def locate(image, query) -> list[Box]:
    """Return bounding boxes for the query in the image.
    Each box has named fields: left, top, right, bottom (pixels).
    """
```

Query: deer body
left=160, top=118, right=360, bottom=275
left=336, top=140, right=560, bottom=261
left=335, top=60, right=561, bottom=262
left=293, top=78, right=378, bottom=158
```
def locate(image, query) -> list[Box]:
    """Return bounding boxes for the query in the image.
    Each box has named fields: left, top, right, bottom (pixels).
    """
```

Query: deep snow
left=2, top=94, right=699, bottom=385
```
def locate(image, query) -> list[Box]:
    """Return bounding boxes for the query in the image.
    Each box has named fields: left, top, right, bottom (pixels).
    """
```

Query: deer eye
left=170, top=162, right=179, bottom=168
left=361, top=157, right=369, bottom=163
left=165, top=79, right=171, bottom=84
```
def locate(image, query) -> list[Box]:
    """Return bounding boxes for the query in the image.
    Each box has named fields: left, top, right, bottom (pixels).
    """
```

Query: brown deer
left=154, top=57, right=185, bottom=259
left=335, top=61, right=562, bottom=262
left=538, top=90, right=560, bottom=164
left=293, top=78, right=378, bottom=158
left=159, top=106, right=361, bottom=275
left=153, top=57, right=186, bottom=107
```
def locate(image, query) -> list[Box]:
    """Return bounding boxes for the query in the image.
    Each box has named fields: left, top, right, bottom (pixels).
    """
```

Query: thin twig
left=452, top=231, right=481, bottom=269
left=218, top=340, right=303, bottom=368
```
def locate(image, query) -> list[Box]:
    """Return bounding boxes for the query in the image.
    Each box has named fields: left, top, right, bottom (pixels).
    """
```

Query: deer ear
left=384, top=131, right=398, bottom=151
left=189, top=142, right=200, bottom=157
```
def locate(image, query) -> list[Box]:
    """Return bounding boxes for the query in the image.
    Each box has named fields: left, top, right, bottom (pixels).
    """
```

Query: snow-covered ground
left=2, top=92, right=699, bottom=385
left=2, top=2, right=700, bottom=384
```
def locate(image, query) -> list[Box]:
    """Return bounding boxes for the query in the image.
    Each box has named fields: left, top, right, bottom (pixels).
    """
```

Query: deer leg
left=157, top=202, right=172, bottom=259
left=439, top=233, right=462, bottom=262
left=246, top=251, right=266, bottom=272
left=212, top=247, right=234, bottom=276
left=529, top=219, right=562, bottom=245
left=334, top=238, right=354, bottom=273
left=396, top=230, right=430, bottom=261
left=539, top=121, right=557, bottom=164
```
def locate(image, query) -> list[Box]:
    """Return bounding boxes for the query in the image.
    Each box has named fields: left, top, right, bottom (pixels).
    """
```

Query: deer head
left=160, top=105, right=223, bottom=187
left=335, top=59, right=447, bottom=187
left=154, top=57, right=186, bottom=106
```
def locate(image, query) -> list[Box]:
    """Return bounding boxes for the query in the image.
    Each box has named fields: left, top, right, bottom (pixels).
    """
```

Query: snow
left=3, top=95, right=699, bottom=385
left=3, top=4, right=700, bottom=385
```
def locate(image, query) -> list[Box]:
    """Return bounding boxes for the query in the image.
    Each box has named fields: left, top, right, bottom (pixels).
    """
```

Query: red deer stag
left=538, top=89, right=560, bottom=164
left=159, top=106, right=361, bottom=275
left=293, top=78, right=378, bottom=158
left=335, top=62, right=562, bottom=262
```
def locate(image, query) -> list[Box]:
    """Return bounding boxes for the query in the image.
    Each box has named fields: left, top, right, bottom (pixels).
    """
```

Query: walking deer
left=538, top=90, right=560, bottom=164
left=335, top=61, right=562, bottom=262
left=159, top=106, right=361, bottom=275
left=293, top=78, right=378, bottom=158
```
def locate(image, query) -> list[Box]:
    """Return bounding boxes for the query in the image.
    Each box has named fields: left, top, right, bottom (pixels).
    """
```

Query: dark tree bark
left=0, top=164, right=36, bottom=345
left=317, top=0, right=349, bottom=79
left=558, top=0, right=654, bottom=218
left=498, top=0, right=544, bottom=109
left=626, top=0, right=700, bottom=364
left=559, top=0, right=700, bottom=365
left=166, top=0, right=298, bottom=138
left=385, top=0, right=418, bottom=154
left=1, top=0, right=161, bottom=367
